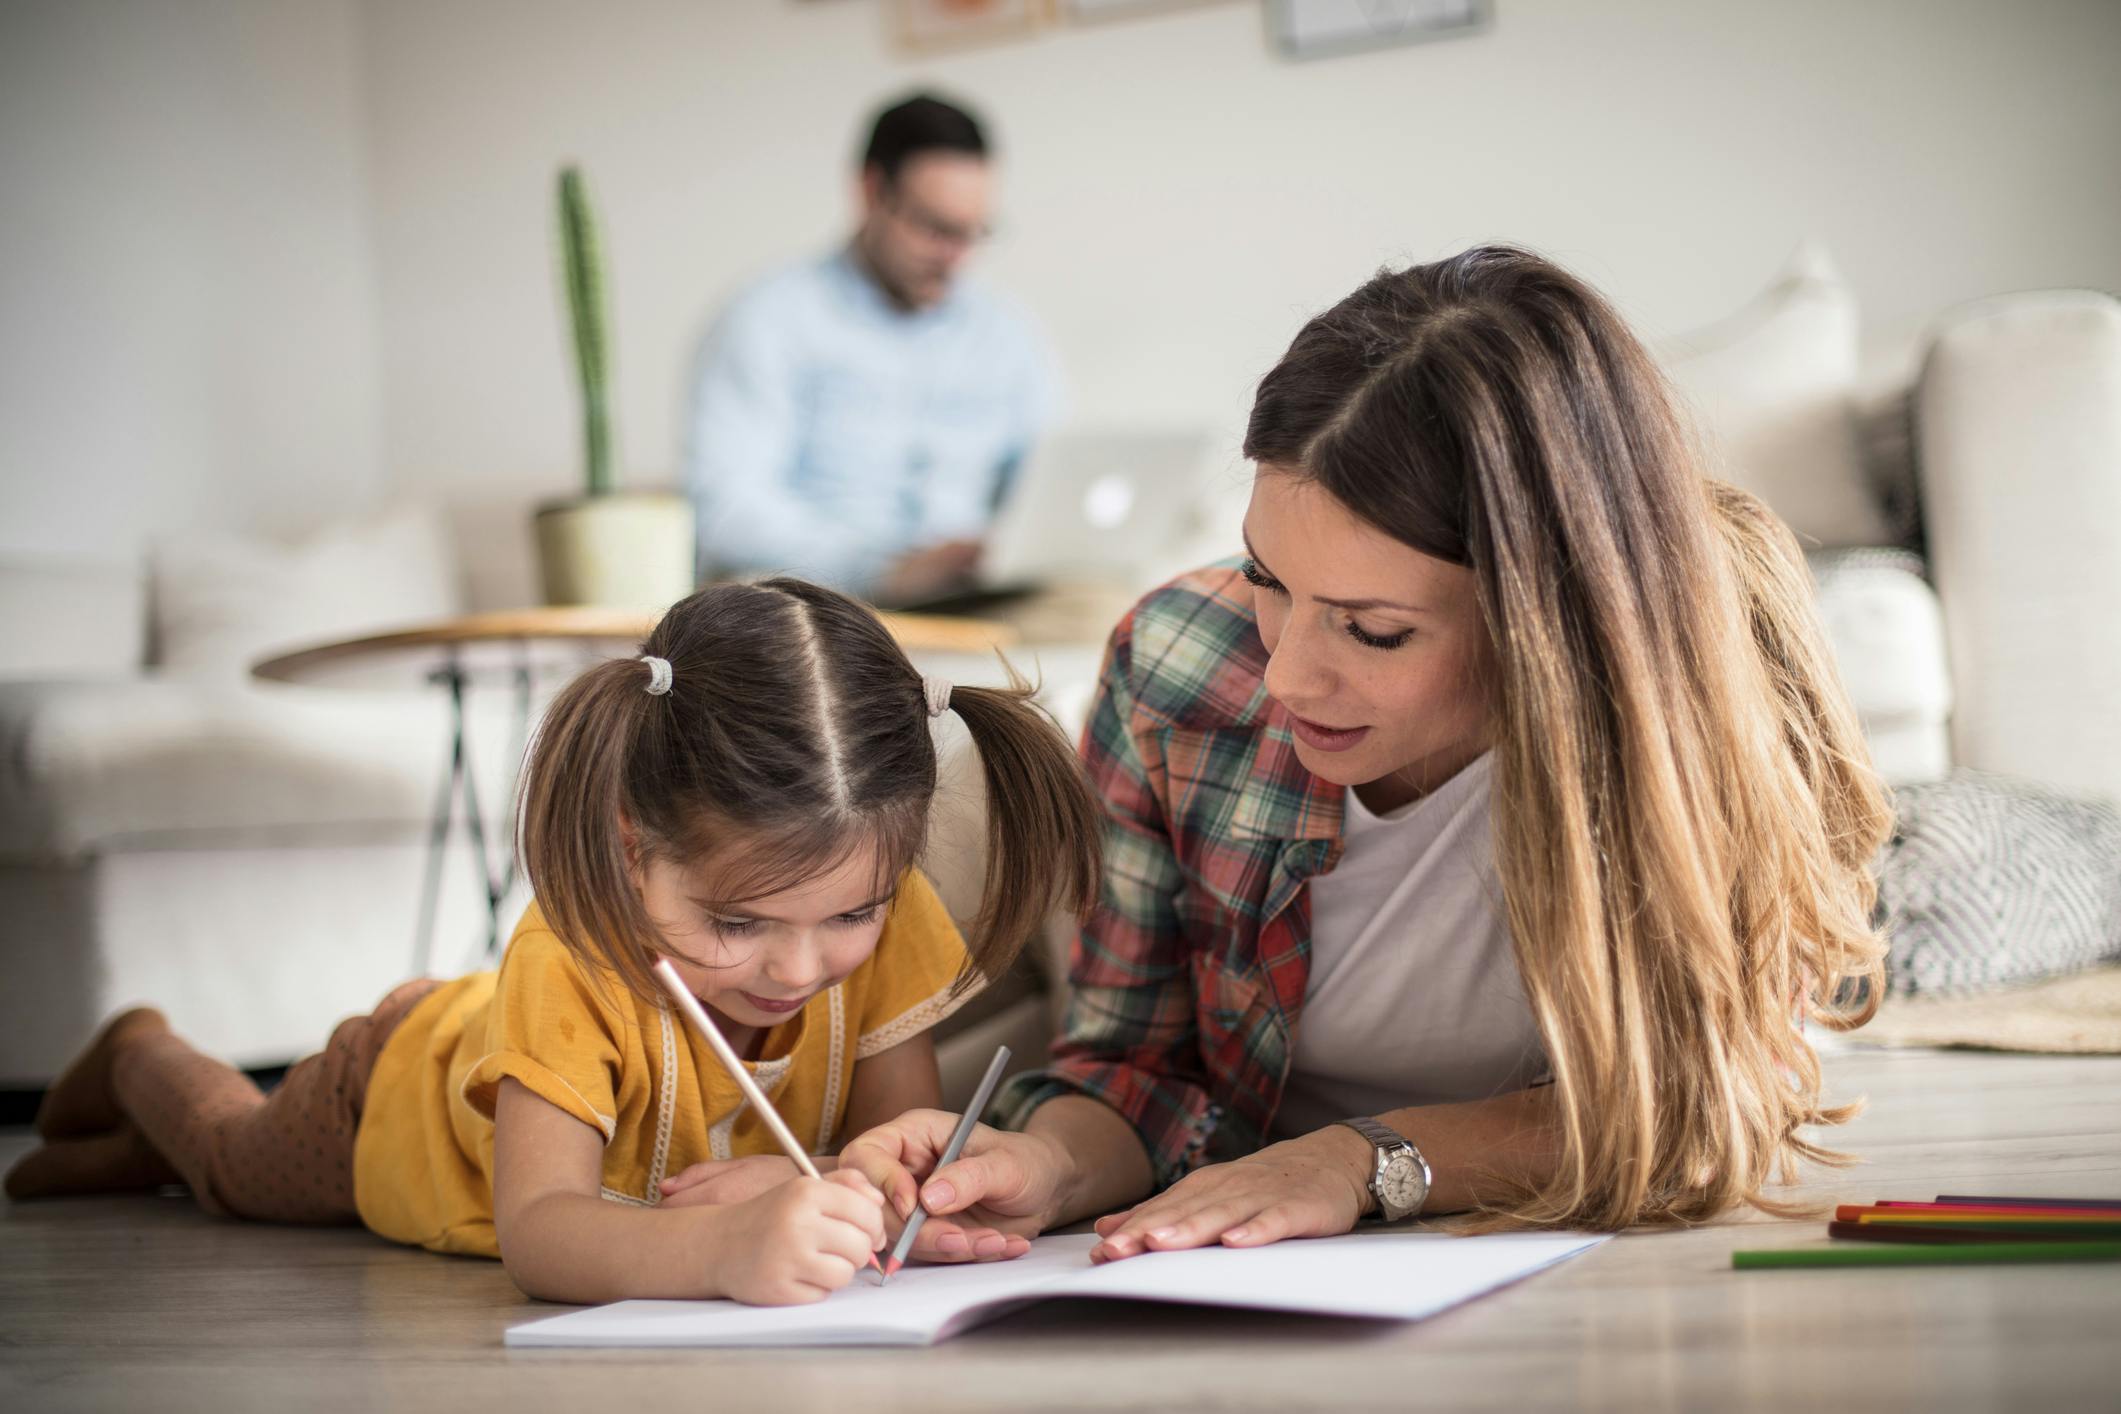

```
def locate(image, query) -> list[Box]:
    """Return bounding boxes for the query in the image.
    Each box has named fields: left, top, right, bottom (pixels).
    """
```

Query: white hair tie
left=923, top=676, right=953, bottom=718
left=641, top=655, right=673, bottom=696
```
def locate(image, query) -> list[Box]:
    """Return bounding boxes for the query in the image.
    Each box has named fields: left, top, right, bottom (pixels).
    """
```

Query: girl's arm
left=490, top=1078, right=887, bottom=1305
left=837, top=1029, right=944, bottom=1140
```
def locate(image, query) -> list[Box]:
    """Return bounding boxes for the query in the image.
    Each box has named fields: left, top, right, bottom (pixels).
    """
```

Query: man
left=685, top=93, right=1061, bottom=604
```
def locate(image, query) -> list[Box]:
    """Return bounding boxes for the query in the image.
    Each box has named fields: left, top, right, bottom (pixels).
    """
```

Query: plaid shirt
left=993, top=561, right=1350, bottom=1189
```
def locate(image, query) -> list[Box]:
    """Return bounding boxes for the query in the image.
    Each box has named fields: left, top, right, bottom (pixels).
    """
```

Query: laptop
left=894, top=431, right=1213, bottom=614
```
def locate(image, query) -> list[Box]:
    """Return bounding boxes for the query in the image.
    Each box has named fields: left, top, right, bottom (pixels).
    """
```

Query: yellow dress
left=351, top=869, right=973, bottom=1257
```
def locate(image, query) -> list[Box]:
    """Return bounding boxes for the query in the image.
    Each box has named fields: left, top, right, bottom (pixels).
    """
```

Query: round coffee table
left=253, top=606, right=1017, bottom=972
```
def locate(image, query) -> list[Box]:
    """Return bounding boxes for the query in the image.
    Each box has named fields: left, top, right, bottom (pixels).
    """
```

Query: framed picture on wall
left=892, top=0, right=1049, bottom=53
left=1270, top=0, right=1491, bottom=62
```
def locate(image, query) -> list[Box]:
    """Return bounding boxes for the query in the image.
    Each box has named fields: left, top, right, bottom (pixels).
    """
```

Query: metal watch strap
left=1334, top=1116, right=1432, bottom=1221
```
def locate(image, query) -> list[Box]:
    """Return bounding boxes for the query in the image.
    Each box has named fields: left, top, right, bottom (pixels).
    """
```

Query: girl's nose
left=764, top=935, right=826, bottom=992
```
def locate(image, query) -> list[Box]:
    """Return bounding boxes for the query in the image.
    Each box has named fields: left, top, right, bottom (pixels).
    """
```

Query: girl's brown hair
left=1245, top=246, right=1891, bottom=1230
left=518, top=577, right=1099, bottom=1002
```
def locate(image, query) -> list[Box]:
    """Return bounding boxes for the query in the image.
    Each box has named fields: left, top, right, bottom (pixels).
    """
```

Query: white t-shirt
left=1269, top=752, right=1549, bottom=1141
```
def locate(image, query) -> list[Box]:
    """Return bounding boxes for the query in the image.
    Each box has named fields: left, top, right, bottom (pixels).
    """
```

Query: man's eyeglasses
left=881, top=187, right=994, bottom=249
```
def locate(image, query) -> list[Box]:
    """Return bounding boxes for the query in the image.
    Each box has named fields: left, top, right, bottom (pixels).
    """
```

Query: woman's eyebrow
left=1241, top=533, right=1428, bottom=614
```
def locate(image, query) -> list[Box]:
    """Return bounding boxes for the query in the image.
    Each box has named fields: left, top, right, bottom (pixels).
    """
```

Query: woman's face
left=1242, top=469, right=1494, bottom=810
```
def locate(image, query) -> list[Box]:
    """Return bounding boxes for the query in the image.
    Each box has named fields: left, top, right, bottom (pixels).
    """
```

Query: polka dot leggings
left=111, top=978, right=442, bottom=1224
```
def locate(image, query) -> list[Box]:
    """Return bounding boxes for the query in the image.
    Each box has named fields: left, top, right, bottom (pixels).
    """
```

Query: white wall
left=0, top=0, right=384, bottom=564
left=358, top=0, right=2121, bottom=603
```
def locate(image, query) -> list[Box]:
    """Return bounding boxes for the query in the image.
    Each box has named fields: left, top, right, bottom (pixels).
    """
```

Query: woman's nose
left=1263, top=611, right=1334, bottom=706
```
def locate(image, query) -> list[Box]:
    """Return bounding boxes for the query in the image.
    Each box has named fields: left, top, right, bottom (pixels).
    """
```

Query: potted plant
left=533, top=165, right=696, bottom=611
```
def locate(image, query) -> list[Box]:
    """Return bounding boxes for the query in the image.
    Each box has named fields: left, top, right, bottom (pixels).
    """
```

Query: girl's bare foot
left=34, top=1007, right=170, bottom=1139
left=4, top=1122, right=178, bottom=1201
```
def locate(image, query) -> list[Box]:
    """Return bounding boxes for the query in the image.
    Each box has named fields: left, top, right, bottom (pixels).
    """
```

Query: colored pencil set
left=1732, top=1194, right=2121, bottom=1270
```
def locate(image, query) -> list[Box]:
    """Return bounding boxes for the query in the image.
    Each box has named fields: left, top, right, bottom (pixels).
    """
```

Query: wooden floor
left=4, top=1047, right=2119, bottom=1413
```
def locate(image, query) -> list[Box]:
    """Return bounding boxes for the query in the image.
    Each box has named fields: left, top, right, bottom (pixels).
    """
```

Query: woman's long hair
left=1245, top=247, right=1890, bottom=1229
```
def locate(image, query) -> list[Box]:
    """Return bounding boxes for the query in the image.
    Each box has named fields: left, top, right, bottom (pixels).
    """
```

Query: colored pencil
left=1829, top=1220, right=2121, bottom=1244
left=1877, top=1200, right=2121, bottom=1217
left=1835, top=1204, right=2121, bottom=1224
left=1734, top=1241, right=2121, bottom=1270
left=650, top=959, right=885, bottom=1278
left=879, top=1043, right=1014, bottom=1281
left=1935, top=1194, right=2121, bottom=1211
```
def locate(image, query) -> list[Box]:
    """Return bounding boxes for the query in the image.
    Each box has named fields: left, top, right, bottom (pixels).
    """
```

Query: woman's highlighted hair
left=1245, top=246, right=1891, bottom=1230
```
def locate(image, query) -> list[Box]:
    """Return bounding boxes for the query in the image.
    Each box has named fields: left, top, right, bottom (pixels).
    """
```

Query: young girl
left=6, top=577, right=1099, bottom=1306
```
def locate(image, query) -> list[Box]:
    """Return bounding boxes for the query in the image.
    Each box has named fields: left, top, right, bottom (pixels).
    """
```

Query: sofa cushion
left=151, top=506, right=462, bottom=678
left=0, top=559, right=146, bottom=679
left=1808, top=548, right=1951, bottom=786
left=0, top=678, right=516, bottom=860
left=1665, top=245, right=1891, bottom=548
left=1917, top=290, right=2121, bottom=802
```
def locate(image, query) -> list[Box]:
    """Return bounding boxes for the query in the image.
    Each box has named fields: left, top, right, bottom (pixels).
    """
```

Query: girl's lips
left=1290, top=713, right=1371, bottom=753
left=740, top=992, right=808, bottom=1015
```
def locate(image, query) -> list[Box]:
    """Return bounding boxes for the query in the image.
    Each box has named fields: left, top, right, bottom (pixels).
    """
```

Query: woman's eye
left=1240, top=559, right=1287, bottom=595
left=1344, top=620, right=1414, bottom=651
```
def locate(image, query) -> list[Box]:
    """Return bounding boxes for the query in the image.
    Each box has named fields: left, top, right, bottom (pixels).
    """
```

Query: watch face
left=1379, top=1154, right=1424, bottom=1212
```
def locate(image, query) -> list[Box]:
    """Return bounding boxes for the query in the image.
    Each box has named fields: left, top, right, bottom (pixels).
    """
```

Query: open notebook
left=505, top=1229, right=1606, bottom=1348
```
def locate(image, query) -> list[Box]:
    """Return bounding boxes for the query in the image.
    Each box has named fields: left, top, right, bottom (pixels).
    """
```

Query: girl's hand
left=659, top=1154, right=834, bottom=1209
left=839, top=1109, right=1058, bottom=1263
left=1087, top=1128, right=1372, bottom=1263
left=708, top=1169, right=888, bottom=1306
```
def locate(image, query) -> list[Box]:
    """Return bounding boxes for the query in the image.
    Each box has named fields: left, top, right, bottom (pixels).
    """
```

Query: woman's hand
left=1088, top=1127, right=1372, bottom=1262
left=705, top=1169, right=888, bottom=1306
left=658, top=1154, right=828, bottom=1209
left=838, top=1108, right=1069, bottom=1263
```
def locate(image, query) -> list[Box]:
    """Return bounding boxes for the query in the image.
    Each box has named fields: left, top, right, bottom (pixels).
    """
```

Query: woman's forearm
left=1369, top=1085, right=1561, bottom=1215
left=1023, top=1094, right=1157, bottom=1227
left=500, top=1189, right=729, bottom=1304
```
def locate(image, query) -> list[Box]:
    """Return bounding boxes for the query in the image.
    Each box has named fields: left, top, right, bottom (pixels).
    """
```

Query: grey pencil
left=651, top=959, right=885, bottom=1277
left=881, top=1044, right=1014, bottom=1280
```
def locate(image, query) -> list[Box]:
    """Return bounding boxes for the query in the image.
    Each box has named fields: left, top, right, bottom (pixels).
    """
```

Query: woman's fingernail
left=1149, top=1227, right=1177, bottom=1243
left=1225, top=1228, right=1248, bottom=1243
left=922, top=1181, right=956, bottom=1209
left=937, top=1229, right=968, bottom=1253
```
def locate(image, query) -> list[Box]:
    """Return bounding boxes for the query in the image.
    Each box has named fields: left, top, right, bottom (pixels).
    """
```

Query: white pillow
left=1664, top=245, right=1891, bottom=548
left=151, top=507, right=462, bottom=678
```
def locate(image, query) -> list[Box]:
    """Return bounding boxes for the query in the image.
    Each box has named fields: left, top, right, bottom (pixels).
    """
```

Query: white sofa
left=5, top=269, right=2118, bottom=1095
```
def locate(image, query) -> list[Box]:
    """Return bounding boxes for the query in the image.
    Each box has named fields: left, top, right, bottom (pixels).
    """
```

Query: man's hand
left=878, top=539, right=982, bottom=605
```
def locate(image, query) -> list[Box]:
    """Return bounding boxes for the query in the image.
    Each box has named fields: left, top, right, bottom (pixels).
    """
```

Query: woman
left=840, top=245, right=1891, bottom=1261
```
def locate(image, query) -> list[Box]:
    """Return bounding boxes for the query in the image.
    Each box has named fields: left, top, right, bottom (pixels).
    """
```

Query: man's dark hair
left=861, top=93, right=987, bottom=185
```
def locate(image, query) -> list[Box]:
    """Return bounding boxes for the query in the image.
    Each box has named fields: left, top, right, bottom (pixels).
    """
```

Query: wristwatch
left=1334, top=1116, right=1432, bottom=1221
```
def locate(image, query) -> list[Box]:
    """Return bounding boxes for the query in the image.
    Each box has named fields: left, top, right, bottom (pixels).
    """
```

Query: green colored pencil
left=1734, top=1241, right=2121, bottom=1270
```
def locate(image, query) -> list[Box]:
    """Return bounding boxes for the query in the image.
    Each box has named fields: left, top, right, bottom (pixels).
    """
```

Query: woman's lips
left=740, top=992, right=808, bottom=1015
left=1289, top=713, right=1371, bottom=753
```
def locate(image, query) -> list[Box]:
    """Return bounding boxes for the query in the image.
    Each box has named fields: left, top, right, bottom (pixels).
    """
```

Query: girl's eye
left=833, top=906, right=883, bottom=927
left=1240, top=559, right=1288, bottom=595
left=710, top=917, right=762, bottom=938
left=1345, top=620, right=1414, bottom=651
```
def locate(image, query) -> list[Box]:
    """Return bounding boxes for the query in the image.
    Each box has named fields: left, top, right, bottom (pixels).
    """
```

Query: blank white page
left=504, top=1230, right=1606, bottom=1348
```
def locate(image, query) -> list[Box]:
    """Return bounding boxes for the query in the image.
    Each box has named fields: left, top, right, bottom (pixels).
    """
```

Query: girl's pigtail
left=517, top=655, right=663, bottom=997
left=945, top=669, right=1101, bottom=986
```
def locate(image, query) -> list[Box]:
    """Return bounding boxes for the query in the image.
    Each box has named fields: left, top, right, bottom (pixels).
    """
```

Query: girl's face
left=634, top=839, right=893, bottom=1032
left=1242, top=469, right=1495, bottom=812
